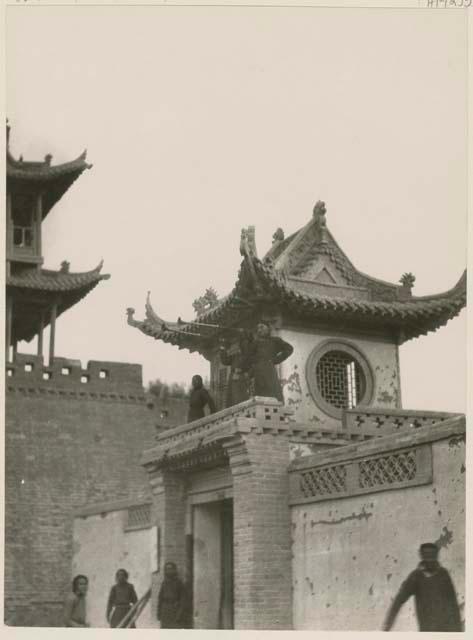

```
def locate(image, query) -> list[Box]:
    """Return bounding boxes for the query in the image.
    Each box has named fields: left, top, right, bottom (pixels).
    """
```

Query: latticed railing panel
left=300, top=465, right=347, bottom=498
left=358, top=450, right=417, bottom=488
left=289, top=444, right=432, bottom=505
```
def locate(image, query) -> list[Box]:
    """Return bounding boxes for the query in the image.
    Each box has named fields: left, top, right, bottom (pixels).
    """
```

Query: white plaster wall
left=193, top=502, right=222, bottom=629
left=291, top=437, right=465, bottom=630
left=72, top=510, right=156, bottom=628
left=278, top=327, right=400, bottom=426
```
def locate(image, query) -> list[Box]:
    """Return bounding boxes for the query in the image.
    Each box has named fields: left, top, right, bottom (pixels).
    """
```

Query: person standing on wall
left=187, top=375, right=216, bottom=423
left=106, top=568, right=138, bottom=628
left=64, top=575, right=90, bottom=627
left=382, top=542, right=462, bottom=632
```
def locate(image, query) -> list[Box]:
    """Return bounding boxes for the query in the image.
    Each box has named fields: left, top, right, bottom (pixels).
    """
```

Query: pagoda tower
left=128, top=200, right=466, bottom=427
left=126, top=200, right=466, bottom=631
left=5, top=121, right=109, bottom=364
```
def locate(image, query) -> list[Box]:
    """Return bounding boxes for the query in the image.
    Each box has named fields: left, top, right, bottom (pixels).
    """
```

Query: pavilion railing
left=342, top=406, right=459, bottom=437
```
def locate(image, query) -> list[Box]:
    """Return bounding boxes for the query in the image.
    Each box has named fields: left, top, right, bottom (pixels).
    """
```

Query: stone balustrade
left=154, top=396, right=295, bottom=447
left=342, top=406, right=458, bottom=436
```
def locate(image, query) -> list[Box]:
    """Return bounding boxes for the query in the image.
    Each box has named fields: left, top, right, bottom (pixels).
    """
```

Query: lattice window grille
left=126, top=503, right=152, bottom=530
left=316, top=351, right=365, bottom=410
left=358, top=450, right=417, bottom=489
left=300, top=464, right=347, bottom=498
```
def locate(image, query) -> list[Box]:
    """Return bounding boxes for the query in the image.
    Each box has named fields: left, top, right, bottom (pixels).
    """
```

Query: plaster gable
left=297, top=254, right=351, bottom=286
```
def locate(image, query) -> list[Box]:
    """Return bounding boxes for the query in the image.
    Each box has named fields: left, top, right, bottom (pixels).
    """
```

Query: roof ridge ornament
left=399, top=272, right=415, bottom=299
left=126, top=308, right=142, bottom=328
left=240, top=226, right=258, bottom=259
left=313, top=200, right=328, bottom=244
left=193, top=287, right=219, bottom=317
left=272, top=227, right=285, bottom=245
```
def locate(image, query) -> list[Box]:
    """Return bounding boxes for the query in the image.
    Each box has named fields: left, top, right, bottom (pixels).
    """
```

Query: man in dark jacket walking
left=383, top=542, right=462, bottom=632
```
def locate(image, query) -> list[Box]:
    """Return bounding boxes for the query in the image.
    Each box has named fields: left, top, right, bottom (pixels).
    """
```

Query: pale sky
left=6, top=5, right=467, bottom=412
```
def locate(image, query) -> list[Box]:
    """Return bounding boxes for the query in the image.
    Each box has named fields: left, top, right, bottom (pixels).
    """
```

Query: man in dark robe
left=383, top=543, right=462, bottom=632
left=247, top=322, right=293, bottom=401
left=187, top=375, right=216, bottom=423
left=106, top=568, right=138, bottom=628
left=157, top=562, right=188, bottom=629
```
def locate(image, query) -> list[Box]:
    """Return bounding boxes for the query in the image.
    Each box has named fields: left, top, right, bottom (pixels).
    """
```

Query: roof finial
left=60, top=260, right=70, bottom=273
left=44, top=153, right=53, bottom=166
left=313, top=200, right=327, bottom=243
left=240, top=226, right=258, bottom=259
left=272, top=227, right=285, bottom=245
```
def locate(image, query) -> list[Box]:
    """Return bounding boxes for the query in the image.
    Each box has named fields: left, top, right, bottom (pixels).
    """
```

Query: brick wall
left=4, top=355, right=157, bottom=627
left=226, top=433, right=293, bottom=630
left=147, top=470, right=188, bottom=629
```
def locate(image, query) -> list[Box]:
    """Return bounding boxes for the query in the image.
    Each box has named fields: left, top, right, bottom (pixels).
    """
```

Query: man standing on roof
left=382, top=542, right=462, bottom=632
left=247, top=322, right=293, bottom=402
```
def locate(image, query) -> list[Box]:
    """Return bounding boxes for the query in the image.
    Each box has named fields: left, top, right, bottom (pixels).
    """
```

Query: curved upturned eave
left=6, top=261, right=110, bottom=292
left=10, top=269, right=110, bottom=344
left=7, top=150, right=92, bottom=218
left=128, top=258, right=465, bottom=351
left=6, top=150, right=91, bottom=179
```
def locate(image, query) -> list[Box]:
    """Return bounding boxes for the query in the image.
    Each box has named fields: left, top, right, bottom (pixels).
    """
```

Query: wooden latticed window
left=316, top=351, right=366, bottom=410
left=125, top=503, right=152, bottom=531
left=306, top=340, right=374, bottom=419
left=211, top=359, right=229, bottom=411
left=11, top=194, right=36, bottom=249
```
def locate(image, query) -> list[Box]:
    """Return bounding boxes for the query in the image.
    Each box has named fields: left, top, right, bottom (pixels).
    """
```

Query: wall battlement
left=6, top=353, right=145, bottom=400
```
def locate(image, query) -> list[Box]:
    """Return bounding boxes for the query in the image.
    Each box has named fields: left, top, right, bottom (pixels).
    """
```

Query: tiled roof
left=129, top=254, right=466, bottom=353
left=7, top=263, right=109, bottom=292
left=128, top=206, right=467, bottom=352
left=7, top=149, right=92, bottom=218
left=7, top=150, right=91, bottom=179
left=8, top=263, right=110, bottom=343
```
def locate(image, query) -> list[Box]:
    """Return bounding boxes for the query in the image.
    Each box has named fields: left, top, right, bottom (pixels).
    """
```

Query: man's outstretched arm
left=383, top=573, right=416, bottom=631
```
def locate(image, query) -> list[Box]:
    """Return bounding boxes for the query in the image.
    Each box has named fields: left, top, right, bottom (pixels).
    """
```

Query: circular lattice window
left=306, top=341, right=374, bottom=419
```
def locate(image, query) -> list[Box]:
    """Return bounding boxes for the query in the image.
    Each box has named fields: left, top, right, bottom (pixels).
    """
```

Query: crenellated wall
left=6, top=353, right=144, bottom=396
left=4, top=354, right=157, bottom=627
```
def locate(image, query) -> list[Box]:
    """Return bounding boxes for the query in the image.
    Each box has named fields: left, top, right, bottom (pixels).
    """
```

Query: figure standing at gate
left=64, top=574, right=90, bottom=628
left=157, top=562, right=188, bottom=629
left=106, top=568, right=138, bottom=628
